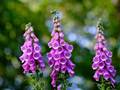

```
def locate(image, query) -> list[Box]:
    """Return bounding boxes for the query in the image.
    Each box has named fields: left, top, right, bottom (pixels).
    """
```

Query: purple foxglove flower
left=19, top=23, right=45, bottom=74
left=92, top=24, right=116, bottom=86
left=47, top=15, right=75, bottom=89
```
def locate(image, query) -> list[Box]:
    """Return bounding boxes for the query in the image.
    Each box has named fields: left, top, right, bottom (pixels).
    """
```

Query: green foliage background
left=0, top=0, right=120, bottom=90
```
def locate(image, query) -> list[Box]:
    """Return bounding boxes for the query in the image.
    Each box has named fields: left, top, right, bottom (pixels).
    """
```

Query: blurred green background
left=0, top=0, right=120, bottom=90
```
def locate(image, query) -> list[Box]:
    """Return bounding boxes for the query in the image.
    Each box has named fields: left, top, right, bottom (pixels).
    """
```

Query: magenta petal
left=57, top=47, right=63, bottom=54
left=57, top=84, right=61, bottom=90
left=93, top=56, right=99, bottom=63
left=67, top=45, right=73, bottom=52
left=98, top=43, right=104, bottom=48
left=61, top=65, right=66, bottom=73
left=110, top=78, right=116, bottom=87
left=100, top=53, right=107, bottom=61
left=48, top=59, right=54, bottom=67
left=98, top=62, right=105, bottom=69
left=97, top=69, right=103, bottom=75
left=94, top=43, right=99, bottom=50
left=54, top=62, right=60, bottom=71
left=52, top=41, right=59, bottom=49
left=48, top=42, right=52, bottom=48
left=51, top=79, right=56, bottom=87
left=60, top=39, right=65, bottom=46
left=34, top=43, right=41, bottom=52
left=67, top=67, right=74, bottom=77
left=106, top=51, right=112, bottom=58
left=92, top=63, right=98, bottom=70
left=40, top=62, right=45, bottom=71
left=93, top=71, right=100, bottom=81
left=47, top=53, right=53, bottom=60
left=105, top=59, right=112, bottom=65
left=19, top=55, right=25, bottom=63
left=26, top=47, right=32, bottom=55
left=103, top=70, right=110, bottom=80
left=53, top=54, right=60, bottom=60
left=96, top=50, right=101, bottom=56
left=20, top=45, right=26, bottom=52
left=60, top=58, right=67, bottom=65
left=33, top=52, right=40, bottom=60
left=50, top=70, right=57, bottom=77
left=59, top=32, right=64, bottom=38
left=64, top=51, right=71, bottom=59
left=24, top=54, right=29, bottom=61
left=53, top=32, right=59, bottom=40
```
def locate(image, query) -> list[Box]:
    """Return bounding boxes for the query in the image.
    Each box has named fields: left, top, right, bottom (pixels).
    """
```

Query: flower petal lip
left=64, top=51, right=71, bottom=59
left=92, top=63, right=98, bottom=70
left=60, top=58, right=67, bottom=65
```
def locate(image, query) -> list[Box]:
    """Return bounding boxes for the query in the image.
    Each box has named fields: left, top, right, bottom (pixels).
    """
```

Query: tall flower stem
left=100, top=77, right=105, bottom=90
left=47, top=11, right=75, bottom=90
left=92, top=19, right=116, bottom=90
left=19, top=23, right=46, bottom=90
left=57, top=73, right=71, bottom=90
left=98, top=77, right=111, bottom=90
left=29, top=72, right=47, bottom=90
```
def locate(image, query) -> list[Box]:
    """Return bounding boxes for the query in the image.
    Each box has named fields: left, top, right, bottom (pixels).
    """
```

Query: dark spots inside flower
left=98, top=62, right=105, bottom=69
left=33, top=53, right=40, bottom=59
left=61, top=66, right=66, bottom=73
left=92, top=63, right=98, bottom=70
left=60, top=40, right=65, bottom=46
left=107, top=51, right=112, bottom=57
left=35, top=46, right=40, bottom=51
left=106, top=59, right=111, bottom=65
left=60, top=58, right=67, bottom=64
left=53, top=42, right=59, bottom=49
left=21, top=46, right=26, bottom=51
left=54, top=64, right=60, bottom=71
left=101, top=55, right=105, bottom=59
left=64, top=52, right=71, bottom=59
left=48, top=59, right=54, bottom=67
left=47, top=53, right=52, bottom=58
left=67, top=45, right=73, bottom=51
left=93, top=56, right=99, bottom=63
left=29, top=60, right=34, bottom=64
left=58, top=47, right=63, bottom=52
left=54, top=54, right=60, bottom=60
left=24, top=55, right=29, bottom=60
left=26, top=48, right=32, bottom=55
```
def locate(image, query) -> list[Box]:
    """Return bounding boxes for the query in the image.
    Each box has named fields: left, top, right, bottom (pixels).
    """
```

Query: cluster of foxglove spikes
left=92, top=24, right=116, bottom=86
left=19, top=23, right=45, bottom=74
left=47, top=16, right=75, bottom=88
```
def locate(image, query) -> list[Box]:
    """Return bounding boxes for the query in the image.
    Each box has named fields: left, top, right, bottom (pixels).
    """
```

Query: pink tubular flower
left=92, top=24, right=116, bottom=86
left=19, top=23, right=45, bottom=74
left=47, top=16, right=75, bottom=89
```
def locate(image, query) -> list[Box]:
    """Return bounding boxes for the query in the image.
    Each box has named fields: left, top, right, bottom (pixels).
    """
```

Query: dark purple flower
left=47, top=16, right=75, bottom=89
left=92, top=26, right=116, bottom=86
left=19, top=23, right=45, bottom=74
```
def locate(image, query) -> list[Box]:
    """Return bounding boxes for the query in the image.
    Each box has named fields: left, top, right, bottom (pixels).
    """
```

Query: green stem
left=101, top=77, right=105, bottom=90
left=62, top=78, right=67, bottom=90
left=28, top=72, right=47, bottom=90
left=57, top=73, right=69, bottom=90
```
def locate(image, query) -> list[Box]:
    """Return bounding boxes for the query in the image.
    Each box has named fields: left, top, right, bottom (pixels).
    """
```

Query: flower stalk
left=19, top=23, right=46, bottom=90
left=47, top=11, right=75, bottom=90
left=92, top=19, right=116, bottom=90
